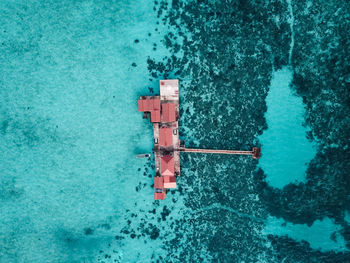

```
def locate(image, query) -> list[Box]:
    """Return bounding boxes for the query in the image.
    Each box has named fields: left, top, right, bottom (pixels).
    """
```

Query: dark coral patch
left=160, top=206, right=171, bottom=221
left=84, top=227, right=94, bottom=235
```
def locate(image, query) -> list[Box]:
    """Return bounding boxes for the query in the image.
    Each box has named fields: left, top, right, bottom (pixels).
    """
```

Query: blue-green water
left=1, top=0, right=349, bottom=262
left=0, top=1, right=177, bottom=262
left=259, top=67, right=347, bottom=253
left=264, top=216, right=347, bottom=252
left=345, top=211, right=350, bottom=225
left=258, top=67, right=316, bottom=188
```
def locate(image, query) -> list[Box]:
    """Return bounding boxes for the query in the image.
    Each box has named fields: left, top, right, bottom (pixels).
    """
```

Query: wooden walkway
left=179, top=147, right=252, bottom=155
left=178, top=147, right=261, bottom=159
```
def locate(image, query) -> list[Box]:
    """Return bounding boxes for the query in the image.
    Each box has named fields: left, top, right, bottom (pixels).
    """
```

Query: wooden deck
left=179, top=147, right=253, bottom=155
left=153, top=80, right=181, bottom=178
left=178, top=147, right=261, bottom=159
left=153, top=123, right=161, bottom=176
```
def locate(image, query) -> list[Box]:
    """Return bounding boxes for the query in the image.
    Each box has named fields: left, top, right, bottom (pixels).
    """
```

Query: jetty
left=138, top=80, right=261, bottom=200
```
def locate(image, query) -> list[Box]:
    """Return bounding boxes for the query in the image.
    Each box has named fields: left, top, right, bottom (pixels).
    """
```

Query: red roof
left=138, top=100, right=143, bottom=111
left=154, top=177, right=164, bottom=188
left=151, top=110, right=161, bottom=123
left=163, top=176, right=177, bottom=188
left=161, top=103, right=176, bottom=122
left=161, top=155, right=174, bottom=176
left=159, top=128, right=173, bottom=147
left=154, top=192, right=166, bottom=200
left=138, top=99, right=160, bottom=112
left=164, top=175, right=176, bottom=183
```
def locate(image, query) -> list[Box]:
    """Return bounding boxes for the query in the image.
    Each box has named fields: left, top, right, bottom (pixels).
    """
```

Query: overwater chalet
left=138, top=79, right=261, bottom=200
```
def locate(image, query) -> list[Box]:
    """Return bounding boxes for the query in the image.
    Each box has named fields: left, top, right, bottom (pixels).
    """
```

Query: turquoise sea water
left=0, top=1, right=179, bottom=262
left=258, top=67, right=316, bottom=188
left=264, top=216, right=347, bottom=252
left=260, top=67, right=347, bottom=253
left=1, top=0, right=349, bottom=262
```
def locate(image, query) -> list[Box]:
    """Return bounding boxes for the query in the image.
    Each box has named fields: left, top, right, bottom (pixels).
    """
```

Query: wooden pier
left=138, top=79, right=261, bottom=200
left=178, top=147, right=261, bottom=159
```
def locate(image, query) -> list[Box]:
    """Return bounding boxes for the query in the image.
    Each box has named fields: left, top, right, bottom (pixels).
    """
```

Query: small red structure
left=138, top=98, right=161, bottom=123
left=138, top=98, right=160, bottom=111
left=154, top=177, right=164, bottom=188
left=163, top=176, right=176, bottom=188
left=161, top=155, right=175, bottom=176
left=154, top=177, right=166, bottom=200
left=154, top=192, right=166, bottom=200
left=161, top=103, right=176, bottom=123
left=159, top=128, right=173, bottom=147
left=150, top=110, right=161, bottom=123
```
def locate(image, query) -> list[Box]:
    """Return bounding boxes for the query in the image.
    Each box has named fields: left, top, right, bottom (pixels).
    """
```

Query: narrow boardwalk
left=179, top=147, right=261, bottom=159
left=179, top=148, right=253, bottom=155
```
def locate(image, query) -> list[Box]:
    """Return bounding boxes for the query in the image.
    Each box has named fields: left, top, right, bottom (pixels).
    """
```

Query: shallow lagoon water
left=264, top=216, right=347, bottom=252
left=258, top=67, right=316, bottom=188
left=0, top=0, right=180, bottom=262
left=259, top=67, right=347, bottom=253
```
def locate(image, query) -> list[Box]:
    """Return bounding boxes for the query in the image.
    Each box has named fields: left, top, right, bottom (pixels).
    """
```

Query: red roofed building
left=138, top=80, right=181, bottom=200
left=161, top=103, right=176, bottom=123
left=154, top=192, right=166, bottom=200
left=151, top=110, right=160, bottom=123
left=163, top=176, right=176, bottom=188
left=154, top=177, right=164, bottom=189
left=137, top=99, right=145, bottom=112
left=138, top=98, right=161, bottom=123
left=138, top=98, right=160, bottom=112
left=161, top=155, right=174, bottom=176
left=153, top=99, right=160, bottom=110
left=159, top=128, right=173, bottom=147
